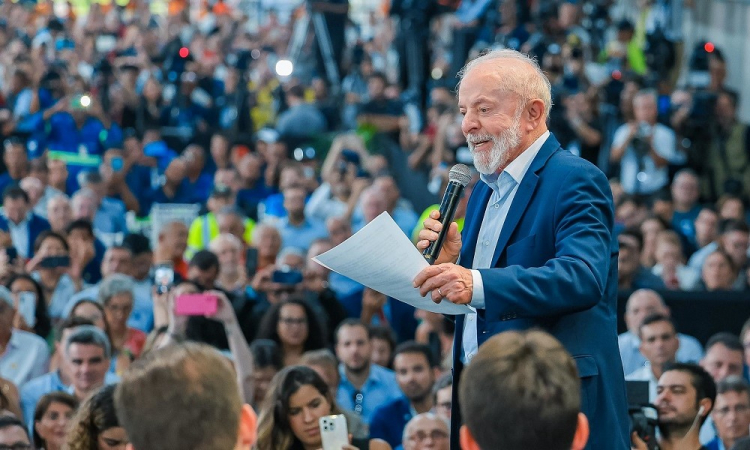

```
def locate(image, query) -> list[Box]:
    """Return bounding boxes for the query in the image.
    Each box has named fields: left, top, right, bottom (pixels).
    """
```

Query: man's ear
left=570, top=413, right=590, bottom=450
left=460, top=424, right=480, bottom=450
left=237, top=404, right=258, bottom=449
left=524, top=98, right=546, bottom=131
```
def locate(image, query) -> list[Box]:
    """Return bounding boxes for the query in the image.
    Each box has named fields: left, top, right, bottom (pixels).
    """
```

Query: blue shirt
left=185, top=173, right=213, bottom=204
left=277, top=217, right=328, bottom=252
left=20, top=369, right=120, bottom=433
left=0, top=173, right=21, bottom=198
left=369, top=396, right=413, bottom=448
left=618, top=330, right=704, bottom=376
left=94, top=197, right=128, bottom=237
left=0, top=330, right=50, bottom=388
left=262, top=193, right=286, bottom=219
left=463, top=131, right=548, bottom=362
left=337, top=363, right=401, bottom=425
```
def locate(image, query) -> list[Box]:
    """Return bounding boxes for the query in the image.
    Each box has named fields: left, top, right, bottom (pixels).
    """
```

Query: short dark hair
left=619, top=227, right=644, bottom=251
left=334, top=319, right=370, bottom=345
left=638, top=313, right=675, bottom=338
left=115, top=343, right=243, bottom=450
left=662, top=362, right=716, bottom=423
left=393, top=341, right=438, bottom=368
left=0, top=416, right=27, bottom=436
left=719, top=219, right=749, bottom=236
left=121, top=233, right=151, bottom=255
left=189, top=250, right=220, bottom=272
left=433, top=372, right=452, bottom=400
left=65, top=325, right=112, bottom=359
left=250, top=339, right=283, bottom=370
left=459, top=330, right=581, bottom=450
left=706, top=332, right=744, bottom=354
left=2, top=186, right=28, bottom=203
left=55, top=316, right=95, bottom=342
left=66, top=219, right=94, bottom=238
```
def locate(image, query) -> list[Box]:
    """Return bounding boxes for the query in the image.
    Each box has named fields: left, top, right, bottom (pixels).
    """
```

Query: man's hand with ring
left=413, top=263, right=473, bottom=305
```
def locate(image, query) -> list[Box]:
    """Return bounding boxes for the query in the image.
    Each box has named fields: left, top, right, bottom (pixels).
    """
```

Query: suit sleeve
left=477, top=163, right=614, bottom=321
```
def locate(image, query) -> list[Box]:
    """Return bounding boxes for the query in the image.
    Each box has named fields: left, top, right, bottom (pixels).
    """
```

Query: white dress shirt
left=462, top=131, right=549, bottom=362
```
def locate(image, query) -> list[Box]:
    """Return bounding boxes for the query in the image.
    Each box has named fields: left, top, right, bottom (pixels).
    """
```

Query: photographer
left=701, top=90, right=750, bottom=202
left=610, top=89, right=683, bottom=195
left=632, top=363, right=715, bottom=450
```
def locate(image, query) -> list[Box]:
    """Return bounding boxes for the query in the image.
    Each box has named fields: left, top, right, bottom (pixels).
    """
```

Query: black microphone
left=423, top=164, right=472, bottom=264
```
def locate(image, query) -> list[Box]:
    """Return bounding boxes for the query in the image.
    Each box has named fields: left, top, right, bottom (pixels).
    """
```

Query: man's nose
left=461, top=112, right=478, bottom=136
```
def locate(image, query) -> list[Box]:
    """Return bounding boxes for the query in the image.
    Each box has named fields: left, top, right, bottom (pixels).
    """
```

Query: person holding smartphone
left=255, top=365, right=391, bottom=450
left=6, top=274, right=51, bottom=340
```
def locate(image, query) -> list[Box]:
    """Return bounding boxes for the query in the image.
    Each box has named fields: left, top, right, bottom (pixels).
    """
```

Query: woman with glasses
left=66, top=385, right=128, bottom=450
left=256, top=365, right=392, bottom=450
left=257, top=297, right=327, bottom=367
left=97, top=275, right=145, bottom=359
left=33, top=392, right=78, bottom=450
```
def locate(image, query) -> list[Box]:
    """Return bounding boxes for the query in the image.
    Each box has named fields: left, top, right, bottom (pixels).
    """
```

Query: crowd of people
left=0, top=0, right=748, bottom=448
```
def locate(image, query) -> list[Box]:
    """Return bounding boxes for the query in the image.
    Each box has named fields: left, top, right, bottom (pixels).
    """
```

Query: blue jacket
left=451, top=134, right=629, bottom=450
left=369, top=396, right=412, bottom=449
left=0, top=214, right=51, bottom=258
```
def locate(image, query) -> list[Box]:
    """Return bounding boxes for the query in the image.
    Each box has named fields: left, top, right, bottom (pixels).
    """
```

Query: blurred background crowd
left=0, top=0, right=749, bottom=448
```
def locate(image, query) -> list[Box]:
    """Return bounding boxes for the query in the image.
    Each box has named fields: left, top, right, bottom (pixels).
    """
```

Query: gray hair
left=402, top=412, right=450, bottom=444
left=276, top=247, right=306, bottom=265
left=457, top=49, right=553, bottom=120
left=98, top=274, right=135, bottom=305
left=71, top=187, right=97, bottom=204
left=634, top=88, right=659, bottom=106
left=64, top=325, right=112, bottom=359
left=716, top=375, right=750, bottom=396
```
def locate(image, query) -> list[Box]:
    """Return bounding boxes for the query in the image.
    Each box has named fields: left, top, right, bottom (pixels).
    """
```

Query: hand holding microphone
left=417, top=164, right=472, bottom=265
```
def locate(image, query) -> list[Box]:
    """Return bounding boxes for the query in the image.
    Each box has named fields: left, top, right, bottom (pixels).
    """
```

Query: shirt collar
left=480, top=130, right=550, bottom=186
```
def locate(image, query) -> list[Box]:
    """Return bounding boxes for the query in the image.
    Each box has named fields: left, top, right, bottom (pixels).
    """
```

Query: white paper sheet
left=313, top=212, right=472, bottom=315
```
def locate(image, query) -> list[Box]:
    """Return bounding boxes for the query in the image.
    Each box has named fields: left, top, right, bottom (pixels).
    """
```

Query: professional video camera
left=627, top=381, right=659, bottom=450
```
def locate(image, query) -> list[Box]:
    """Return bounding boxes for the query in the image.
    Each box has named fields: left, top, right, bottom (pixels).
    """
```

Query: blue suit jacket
left=369, top=396, right=412, bottom=449
left=0, top=213, right=51, bottom=258
left=451, top=134, right=629, bottom=450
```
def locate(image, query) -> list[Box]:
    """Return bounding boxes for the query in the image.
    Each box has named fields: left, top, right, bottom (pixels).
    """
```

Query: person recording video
left=631, top=362, right=715, bottom=450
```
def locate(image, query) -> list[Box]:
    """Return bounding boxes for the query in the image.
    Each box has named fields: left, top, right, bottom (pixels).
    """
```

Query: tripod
left=287, top=7, right=341, bottom=95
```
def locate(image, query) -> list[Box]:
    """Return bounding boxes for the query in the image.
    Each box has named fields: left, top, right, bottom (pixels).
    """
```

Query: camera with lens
left=631, top=122, right=653, bottom=159
left=629, top=405, right=659, bottom=450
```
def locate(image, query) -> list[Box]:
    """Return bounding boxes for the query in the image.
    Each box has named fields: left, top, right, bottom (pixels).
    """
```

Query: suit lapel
left=490, top=134, right=562, bottom=267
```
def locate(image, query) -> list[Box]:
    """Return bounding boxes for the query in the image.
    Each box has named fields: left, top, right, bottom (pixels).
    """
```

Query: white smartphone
left=18, top=292, right=36, bottom=328
left=319, top=414, right=349, bottom=450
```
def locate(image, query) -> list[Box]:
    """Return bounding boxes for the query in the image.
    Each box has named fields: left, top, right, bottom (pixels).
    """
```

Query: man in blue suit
left=0, top=186, right=50, bottom=259
left=413, top=49, right=629, bottom=449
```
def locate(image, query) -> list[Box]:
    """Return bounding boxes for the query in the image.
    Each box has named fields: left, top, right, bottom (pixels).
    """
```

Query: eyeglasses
left=408, top=430, right=449, bottom=442
left=0, top=444, right=32, bottom=450
left=279, top=317, right=307, bottom=326
left=352, top=390, right=364, bottom=415
left=715, top=405, right=750, bottom=416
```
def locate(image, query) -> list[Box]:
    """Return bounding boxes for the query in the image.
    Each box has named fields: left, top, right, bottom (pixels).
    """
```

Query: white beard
left=467, top=114, right=523, bottom=175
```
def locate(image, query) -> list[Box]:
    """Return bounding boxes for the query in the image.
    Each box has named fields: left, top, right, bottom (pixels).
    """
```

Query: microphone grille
left=448, top=164, right=472, bottom=187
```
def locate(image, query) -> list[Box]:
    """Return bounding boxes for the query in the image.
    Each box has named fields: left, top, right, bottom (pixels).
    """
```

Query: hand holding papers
left=313, top=212, right=471, bottom=315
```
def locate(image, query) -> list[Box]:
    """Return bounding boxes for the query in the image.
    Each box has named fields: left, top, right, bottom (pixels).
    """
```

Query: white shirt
left=0, top=330, right=50, bottom=388
left=613, top=122, right=682, bottom=194
left=462, top=131, right=549, bottom=362
left=625, top=364, right=659, bottom=402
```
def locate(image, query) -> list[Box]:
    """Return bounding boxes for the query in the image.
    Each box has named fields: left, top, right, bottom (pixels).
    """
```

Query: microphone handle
left=423, top=181, right=464, bottom=265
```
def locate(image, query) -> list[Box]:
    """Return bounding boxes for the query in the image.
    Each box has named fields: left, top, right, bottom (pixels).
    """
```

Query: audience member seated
left=432, top=373, right=452, bottom=422
left=6, top=274, right=52, bottom=340
left=632, top=363, right=715, bottom=450
left=625, top=314, right=680, bottom=401
left=46, top=195, right=73, bottom=235
left=335, top=320, right=401, bottom=425
left=371, top=342, right=438, bottom=448
left=671, top=169, right=703, bottom=243
left=115, top=343, right=257, bottom=450
left=153, top=221, right=189, bottom=279
left=403, top=413, right=449, bottom=450
left=0, top=187, right=50, bottom=259
left=619, top=289, right=703, bottom=375
left=700, top=249, right=742, bottom=291
left=459, top=330, right=589, bottom=450
left=98, top=275, right=146, bottom=360
left=706, top=377, right=750, bottom=450
left=249, top=340, right=283, bottom=410
left=651, top=230, right=700, bottom=290
left=255, top=365, right=391, bottom=450
left=256, top=297, right=327, bottom=367
left=617, top=228, right=665, bottom=291
left=0, top=416, right=32, bottom=450
left=0, top=290, right=49, bottom=387
left=275, top=186, right=327, bottom=252
left=65, top=384, right=126, bottom=449
left=60, top=325, right=117, bottom=403
left=27, top=231, right=85, bottom=320
left=32, top=392, right=78, bottom=450
left=369, top=325, right=397, bottom=370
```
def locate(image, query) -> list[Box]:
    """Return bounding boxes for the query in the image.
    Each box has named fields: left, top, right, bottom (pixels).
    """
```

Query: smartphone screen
left=111, top=156, right=124, bottom=172
left=39, top=255, right=71, bottom=268
left=18, top=292, right=36, bottom=328
left=245, top=248, right=258, bottom=277
left=154, top=264, right=174, bottom=295
left=174, top=294, right=218, bottom=316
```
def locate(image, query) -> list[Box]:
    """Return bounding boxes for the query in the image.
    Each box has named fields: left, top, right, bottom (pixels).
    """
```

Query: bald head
left=624, top=289, right=669, bottom=333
